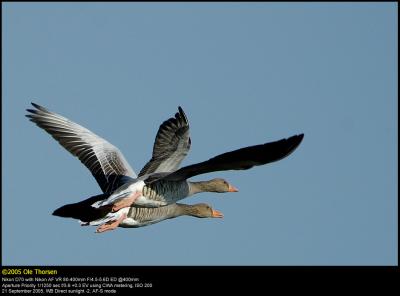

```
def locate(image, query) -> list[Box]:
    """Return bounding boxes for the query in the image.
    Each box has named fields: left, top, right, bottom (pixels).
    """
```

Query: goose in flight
left=26, top=103, right=238, bottom=210
left=26, top=103, right=303, bottom=232
left=86, top=203, right=223, bottom=233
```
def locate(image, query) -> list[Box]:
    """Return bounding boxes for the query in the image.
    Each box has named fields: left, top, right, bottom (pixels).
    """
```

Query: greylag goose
left=95, top=134, right=304, bottom=211
left=26, top=103, right=238, bottom=213
left=26, top=103, right=304, bottom=217
left=85, top=203, right=223, bottom=233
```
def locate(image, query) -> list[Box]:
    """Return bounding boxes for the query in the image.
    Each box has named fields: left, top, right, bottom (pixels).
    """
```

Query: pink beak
left=212, top=209, right=224, bottom=218
left=228, top=184, right=239, bottom=192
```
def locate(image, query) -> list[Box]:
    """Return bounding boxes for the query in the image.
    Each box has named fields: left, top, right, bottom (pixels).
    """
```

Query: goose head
left=190, top=178, right=238, bottom=194
left=187, top=203, right=224, bottom=218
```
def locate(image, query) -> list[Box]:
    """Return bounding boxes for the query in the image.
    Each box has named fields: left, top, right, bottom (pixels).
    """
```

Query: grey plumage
left=90, top=203, right=222, bottom=229
left=27, top=102, right=304, bottom=232
left=26, top=103, right=136, bottom=194
left=138, top=106, right=191, bottom=177
left=142, top=180, right=190, bottom=203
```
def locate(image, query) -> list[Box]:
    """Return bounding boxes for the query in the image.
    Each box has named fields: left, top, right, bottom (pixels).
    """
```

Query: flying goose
left=26, top=103, right=238, bottom=213
left=85, top=203, right=223, bottom=233
left=26, top=103, right=304, bottom=220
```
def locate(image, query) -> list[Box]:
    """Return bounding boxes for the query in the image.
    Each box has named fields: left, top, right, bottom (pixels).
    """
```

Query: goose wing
left=26, top=103, right=136, bottom=193
left=138, top=106, right=191, bottom=177
left=161, top=134, right=304, bottom=182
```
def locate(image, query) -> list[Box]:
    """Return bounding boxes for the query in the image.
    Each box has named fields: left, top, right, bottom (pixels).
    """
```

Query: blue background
left=3, top=3, right=397, bottom=265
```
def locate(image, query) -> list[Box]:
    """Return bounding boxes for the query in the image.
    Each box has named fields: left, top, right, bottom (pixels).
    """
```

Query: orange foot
left=96, top=213, right=127, bottom=233
left=112, top=191, right=142, bottom=212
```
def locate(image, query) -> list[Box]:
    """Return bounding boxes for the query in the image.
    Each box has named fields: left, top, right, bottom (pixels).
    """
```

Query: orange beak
left=212, top=209, right=224, bottom=218
left=228, top=184, right=239, bottom=192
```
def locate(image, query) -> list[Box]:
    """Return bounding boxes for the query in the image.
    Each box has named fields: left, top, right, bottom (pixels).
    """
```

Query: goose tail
left=52, top=193, right=110, bottom=222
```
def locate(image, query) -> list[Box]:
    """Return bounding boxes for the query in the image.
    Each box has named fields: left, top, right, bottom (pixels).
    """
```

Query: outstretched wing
left=138, top=106, right=191, bottom=177
left=26, top=102, right=136, bottom=193
left=161, top=134, right=304, bottom=182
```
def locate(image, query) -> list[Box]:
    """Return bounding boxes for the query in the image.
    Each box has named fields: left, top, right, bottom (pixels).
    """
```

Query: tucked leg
left=96, top=213, right=127, bottom=233
left=112, top=191, right=142, bottom=212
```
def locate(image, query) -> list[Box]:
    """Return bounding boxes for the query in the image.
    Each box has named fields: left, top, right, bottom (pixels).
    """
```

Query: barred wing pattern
left=26, top=103, right=136, bottom=193
left=138, top=106, right=191, bottom=177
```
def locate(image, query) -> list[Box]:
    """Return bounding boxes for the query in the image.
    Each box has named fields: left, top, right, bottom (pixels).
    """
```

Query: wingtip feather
left=26, top=108, right=37, bottom=114
left=296, top=133, right=305, bottom=143
left=30, top=102, right=48, bottom=112
left=286, top=133, right=305, bottom=155
left=177, top=106, right=188, bottom=125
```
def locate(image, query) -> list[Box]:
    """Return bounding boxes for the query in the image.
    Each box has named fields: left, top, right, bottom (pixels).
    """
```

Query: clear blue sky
left=2, top=3, right=397, bottom=265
